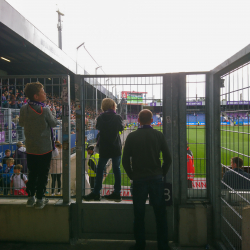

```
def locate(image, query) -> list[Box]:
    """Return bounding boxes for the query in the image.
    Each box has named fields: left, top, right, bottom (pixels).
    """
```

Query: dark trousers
left=89, top=176, right=95, bottom=190
left=133, top=178, right=168, bottom=250
left=51, top=174, right=61, bottom=194
left=26, top=152, right=52, bottom=200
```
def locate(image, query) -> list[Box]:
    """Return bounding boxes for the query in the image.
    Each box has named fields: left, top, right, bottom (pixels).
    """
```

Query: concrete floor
left=0, top=240, right=213, bottom=250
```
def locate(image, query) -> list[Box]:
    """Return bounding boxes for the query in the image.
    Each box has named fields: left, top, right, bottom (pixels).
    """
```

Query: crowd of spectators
left=0, top=81, right=101, bottom=123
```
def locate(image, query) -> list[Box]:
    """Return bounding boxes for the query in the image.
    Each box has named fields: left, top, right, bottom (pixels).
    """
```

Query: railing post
left=75, top=76, right=86, bottom=203
left=207, top=72, right=221, bottom=242
left=179, top=73, right=187, bottom=204
left=62, top=75, right=71, bottom=204
left=8, top=108, right=12, bottom=144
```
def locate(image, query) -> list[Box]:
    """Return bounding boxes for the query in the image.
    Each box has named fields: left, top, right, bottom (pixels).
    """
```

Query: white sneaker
left=35, top=198, right=49, bottom=209
left=51, top=193, right=55, bottom=196
left=26, top=196, right=36, bottom=207
left=56, top=192, right=61, bottom=195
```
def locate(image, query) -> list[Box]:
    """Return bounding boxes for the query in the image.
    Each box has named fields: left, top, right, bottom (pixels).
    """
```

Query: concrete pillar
left=242, top=205, right=250, bottom=250
left=179, top=204, right=207, bottom=246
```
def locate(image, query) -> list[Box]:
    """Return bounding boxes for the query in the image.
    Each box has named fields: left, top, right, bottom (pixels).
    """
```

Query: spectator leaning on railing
left=222, top=157, right=250, bottom=190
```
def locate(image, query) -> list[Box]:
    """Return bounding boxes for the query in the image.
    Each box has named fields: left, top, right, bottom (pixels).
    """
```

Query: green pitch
left=221, top=125, right=250, bottom=167
left=103, top=125, right=250, bottom=185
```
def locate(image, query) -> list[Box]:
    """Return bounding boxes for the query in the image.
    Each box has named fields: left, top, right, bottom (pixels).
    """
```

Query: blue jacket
left=2, top=164, right=14, bottom=185
left=222, top=168, right=250, bottom=189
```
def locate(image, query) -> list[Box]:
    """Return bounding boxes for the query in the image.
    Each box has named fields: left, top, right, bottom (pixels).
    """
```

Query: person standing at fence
left=222, top=156, right=250, bottom=189
left=50, top=141, right=62, bottom=196
left=86, top=145, right=99, bottom=190
left=122, top=109, right=172, bottom=250
left=83, top=98, right=124, bottom=202
left=2, top=158, right=15, bottom=195
left=13, top=141, right=27, bottom=174
left=2, top=149, right=12, bottom=165
left=19, top=82, right=59, bottom=209
left=85, top=136, right=88, bottom=159
left=10, top=164, right=28, bottom=196
left=187, top=143, right=195, bottom=188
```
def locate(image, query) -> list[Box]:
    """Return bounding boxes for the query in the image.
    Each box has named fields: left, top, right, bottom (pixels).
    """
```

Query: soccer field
left=103, top=125, right=250, bottom=186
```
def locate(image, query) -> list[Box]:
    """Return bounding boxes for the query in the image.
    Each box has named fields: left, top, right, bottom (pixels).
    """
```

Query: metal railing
left=219, top=61, right=250, bottom=249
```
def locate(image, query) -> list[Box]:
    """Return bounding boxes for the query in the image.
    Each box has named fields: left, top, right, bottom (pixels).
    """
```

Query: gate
left=72, top=73, right=209, bottom=241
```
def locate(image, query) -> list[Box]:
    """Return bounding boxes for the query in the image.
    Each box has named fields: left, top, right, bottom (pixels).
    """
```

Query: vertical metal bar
left=75, top=75, right=85, bottom=204
left=8, top=108, right=11, bottom=144
left=179, top=73, right=187, bottom=203
left=208, top=72, right=222, bottom=241
left=205, top=73, right=211, bottom=201
left=163, top=73, right=177, bottom=241
left=62, top=75, right=71, bottom=204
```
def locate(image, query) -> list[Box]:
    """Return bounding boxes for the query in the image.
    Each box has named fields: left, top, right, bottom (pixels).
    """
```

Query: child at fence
left=83, top=98, right=124, bottom=202
left=2, top=149, right=12, bottom=165
left=50, top=141, right=62, bottom=196
left=19, top=81, right=59, bottom=209
left=10, top=164, right=28, bottom=196
left=2, top=158, right=15, bottom=195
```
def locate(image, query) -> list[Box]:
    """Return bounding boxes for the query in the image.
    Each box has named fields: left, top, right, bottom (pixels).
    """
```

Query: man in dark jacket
left=122, top=109, right=172, bottom=250
left=83, top=98, right=124, bottom=202
left=222, top=157, right=250, bottom=189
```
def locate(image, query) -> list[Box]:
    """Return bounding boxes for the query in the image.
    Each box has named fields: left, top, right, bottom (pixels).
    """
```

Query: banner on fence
left=192, top=178, right=206, bottom=189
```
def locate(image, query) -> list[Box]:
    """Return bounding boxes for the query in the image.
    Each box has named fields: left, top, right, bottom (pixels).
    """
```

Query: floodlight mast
left=56, top=10, right=64, bottom=49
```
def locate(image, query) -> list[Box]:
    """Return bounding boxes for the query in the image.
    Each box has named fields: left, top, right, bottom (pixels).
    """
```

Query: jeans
left=93, top=156, right=121, bottom=195
left=133, top=178, right=168, bottom=250
left=51, top=174, right=61, bottom=194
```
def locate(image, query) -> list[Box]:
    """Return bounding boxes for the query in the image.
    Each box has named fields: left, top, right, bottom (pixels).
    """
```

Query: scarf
left=28, top=101, right=55, bottom=150
left=5, top=165, right=13, bottom=173
left=104, top=109, right=116, bottom=114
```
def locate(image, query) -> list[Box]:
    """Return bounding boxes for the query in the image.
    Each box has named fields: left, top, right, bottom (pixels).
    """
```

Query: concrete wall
left=179, top=203, right=208, bottom=246
left=0, top=200, right=70, bottom=243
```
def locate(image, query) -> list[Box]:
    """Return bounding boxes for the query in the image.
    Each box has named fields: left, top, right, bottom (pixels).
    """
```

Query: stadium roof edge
left=211, top=43, right=250, bottom=76
left=0, top=0, right=77, bottom=75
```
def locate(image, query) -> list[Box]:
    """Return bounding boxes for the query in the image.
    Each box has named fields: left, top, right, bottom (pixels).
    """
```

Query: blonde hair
left=101, top=98, right=117, bottom=111
left=55, top=141, right=62, bottom=149
left=14, top=164, right=23, bottom=170
left=6, top=158, right=14, bottom=164
left=24, top=81, right=43, bottom=100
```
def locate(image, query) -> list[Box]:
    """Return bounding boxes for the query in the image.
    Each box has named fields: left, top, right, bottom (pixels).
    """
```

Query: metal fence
left=75, top=75, right=164, bottom=199
left=220, top=62, right=250, bottom=250
left=0, top=75, right=70, bottom=203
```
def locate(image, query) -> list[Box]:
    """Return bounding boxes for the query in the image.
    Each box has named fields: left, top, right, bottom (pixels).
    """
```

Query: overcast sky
left=5, top=0, right=250, bottom=76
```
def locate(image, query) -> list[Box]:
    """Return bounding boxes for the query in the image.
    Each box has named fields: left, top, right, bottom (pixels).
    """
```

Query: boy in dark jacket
left=83, top=98, right=124, bottom=202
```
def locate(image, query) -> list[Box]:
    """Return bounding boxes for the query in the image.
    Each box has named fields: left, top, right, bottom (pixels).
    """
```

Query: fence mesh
left=220, top=62, right=250, bottom=250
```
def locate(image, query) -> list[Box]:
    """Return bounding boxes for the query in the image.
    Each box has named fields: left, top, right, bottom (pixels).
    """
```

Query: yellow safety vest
left=85, top=141, right=88, bottom=158
left=88, top=153, right=99, bottom=177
